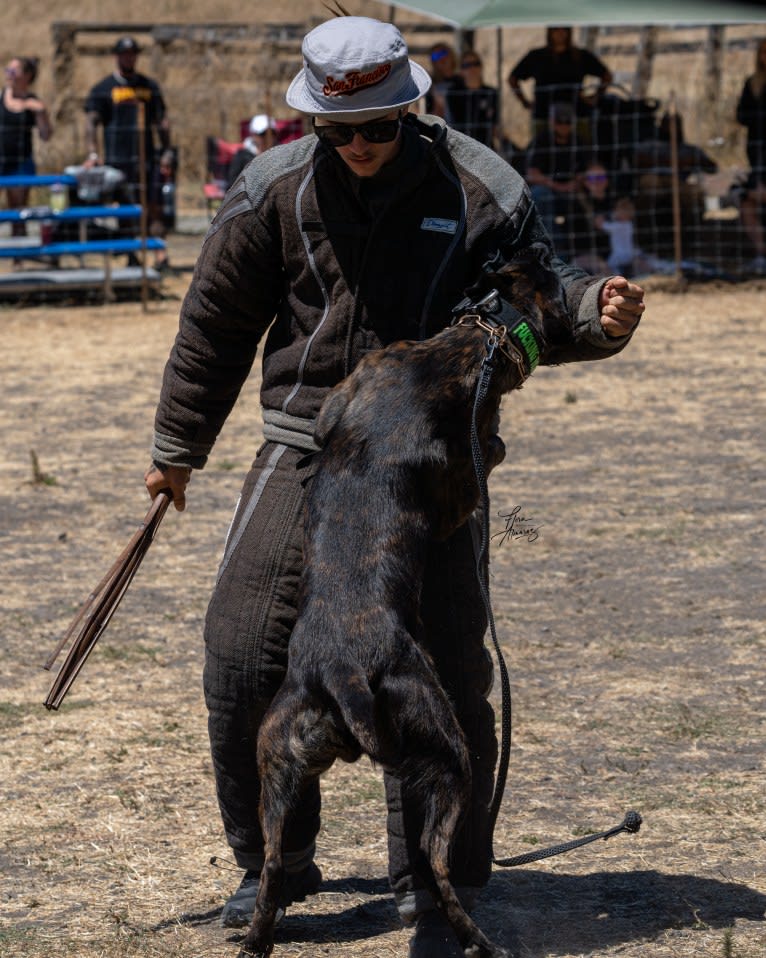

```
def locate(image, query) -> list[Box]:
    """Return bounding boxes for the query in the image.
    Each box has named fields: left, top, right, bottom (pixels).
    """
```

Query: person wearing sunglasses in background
left=423, top=41, right=465, bottom=123
left=143, top=16, right=645, bottom=958
left=448, top=49, right=499, bottom=150
left=566, top=160, right=613, bottom=273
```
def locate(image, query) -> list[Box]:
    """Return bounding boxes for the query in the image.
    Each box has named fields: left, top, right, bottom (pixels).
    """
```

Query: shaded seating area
left=516, top=90, right=756, bottom=280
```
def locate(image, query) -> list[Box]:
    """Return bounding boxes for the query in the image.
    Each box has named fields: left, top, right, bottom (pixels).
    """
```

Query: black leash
left=468, top=333, right=514, bottom=850
left=466, top=305, right=642, bottom=868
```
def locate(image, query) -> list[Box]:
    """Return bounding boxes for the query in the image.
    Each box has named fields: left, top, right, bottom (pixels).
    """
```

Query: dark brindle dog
left=239, top=245, right=569, bottom=958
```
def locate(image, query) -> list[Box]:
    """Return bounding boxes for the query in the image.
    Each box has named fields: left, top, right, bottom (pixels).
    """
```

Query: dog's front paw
left=464, top=945, right=511, bottom=958
left=238, top=933, right=273, bottom=958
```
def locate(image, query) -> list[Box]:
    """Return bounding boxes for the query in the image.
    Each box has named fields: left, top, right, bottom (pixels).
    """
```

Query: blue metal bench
left=0, top=237, right=166, bottom=300
left=0, top=237, right=166, bottom=258
left=1, top=174, right=166, bottom=301
left=0, top=173, right=78, bottom=189
left=0, top=204, right=143, bottom=224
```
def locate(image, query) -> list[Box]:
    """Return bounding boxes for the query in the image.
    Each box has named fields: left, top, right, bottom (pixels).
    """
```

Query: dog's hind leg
left=238, top=749, right=294, bottom=957
left=238, top=796, right=287, bottom=958
left=420, top=780, right=507, bottom=958
left=387, top=672, right=507, bottom=958
left=240, top=688, right=339, bottom=958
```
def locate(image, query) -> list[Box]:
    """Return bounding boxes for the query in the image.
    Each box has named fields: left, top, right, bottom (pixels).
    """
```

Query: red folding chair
left=204, top=136, right=242, bottom=214
left=274, top=118, right=305, bottom=144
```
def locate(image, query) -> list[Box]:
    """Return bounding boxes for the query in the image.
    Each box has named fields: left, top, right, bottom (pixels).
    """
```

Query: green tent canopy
left=381, top=0, right=766, bottom=28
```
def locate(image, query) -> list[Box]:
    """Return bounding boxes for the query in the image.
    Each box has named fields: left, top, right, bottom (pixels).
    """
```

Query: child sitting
left=598, top=196, right=652, bottom=277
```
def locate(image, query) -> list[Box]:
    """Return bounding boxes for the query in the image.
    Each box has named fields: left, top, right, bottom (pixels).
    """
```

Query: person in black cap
left=525, top=100, right=591, bottom=245
left=143, top=15, right=645, bottom=958
left=83, top=36, right=172, bottom=267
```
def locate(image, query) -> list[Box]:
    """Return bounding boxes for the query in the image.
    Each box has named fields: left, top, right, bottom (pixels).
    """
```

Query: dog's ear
left=314, top=377, right=357, bottom=447
left=508, top=241, right=552, bottom=276
left=471, top=241, right=553, bottom=299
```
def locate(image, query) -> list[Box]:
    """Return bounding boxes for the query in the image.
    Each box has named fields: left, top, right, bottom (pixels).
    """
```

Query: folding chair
left=274, top=118, right=304, bottom=144
left=204, top=136, right=242, bottom=215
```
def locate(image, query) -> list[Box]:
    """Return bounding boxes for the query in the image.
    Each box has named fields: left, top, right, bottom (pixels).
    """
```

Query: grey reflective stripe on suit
left=216, top=443, right=288, bottom=584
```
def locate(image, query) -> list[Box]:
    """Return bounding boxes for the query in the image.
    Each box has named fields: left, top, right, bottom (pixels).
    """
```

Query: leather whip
left=43, top=491, right=171, bottom=710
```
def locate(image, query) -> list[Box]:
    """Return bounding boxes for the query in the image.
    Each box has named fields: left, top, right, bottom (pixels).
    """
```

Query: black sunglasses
left=312, top=116, right=402, bottom=148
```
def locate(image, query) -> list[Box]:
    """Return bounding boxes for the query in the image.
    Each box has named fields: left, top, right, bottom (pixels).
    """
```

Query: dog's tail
left=323, top=666, right=396, bottom=764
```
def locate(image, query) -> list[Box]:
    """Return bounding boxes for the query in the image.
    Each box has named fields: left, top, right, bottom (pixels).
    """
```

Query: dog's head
left=311, top=242, right=569, bottom=536
left=468, top=242, right=570, bottom=366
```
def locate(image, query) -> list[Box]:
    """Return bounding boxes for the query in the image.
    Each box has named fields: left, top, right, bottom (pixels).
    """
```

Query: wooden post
left=50, top=23, right=79, bottom=164
left=703, top=26, right=725, bottom=130
left=103, top=252, right=114, bottom=303
left=137, top=99, right=149, bottom=312
left=668, top=91, right=683, bottom=284
left=581, top=26, right=600, bottom=54
left=632, top=26, right=658, bottom=100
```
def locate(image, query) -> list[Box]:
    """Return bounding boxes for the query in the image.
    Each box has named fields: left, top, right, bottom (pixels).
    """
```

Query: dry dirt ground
left=1, top=232, right=765, bottom=958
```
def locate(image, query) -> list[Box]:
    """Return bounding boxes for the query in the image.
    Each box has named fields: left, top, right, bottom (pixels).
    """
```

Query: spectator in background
left=567, top=160, right=612, bottom=273
left=631, top=110, right=717, bottom=245
left=84, top=36, right=172, bottom=268
left=736, top=38, right=766, bottom=272
left=424, top=42, right=464, bottom=122
left=227, top=114, right=277, bottom=187
left=633, top=111, right=718, bottom=183
left=508, top=26, right=612, bottom=136
left=599, top=196, right=653, bottom=278
left=1, top=56, right=52, bottom=236
left=525, top=101, right=589, bottom=245
left=449, top=50, right=499, bottom=150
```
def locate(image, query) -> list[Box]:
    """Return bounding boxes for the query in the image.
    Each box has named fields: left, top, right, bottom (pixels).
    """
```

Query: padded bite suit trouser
left=203, top=441, right=497, bottom=910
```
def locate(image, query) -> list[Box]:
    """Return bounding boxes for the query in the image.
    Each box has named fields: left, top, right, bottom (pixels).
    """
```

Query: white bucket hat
left=286, top=17, right=431, bottom=122
left=249, top=114, right=277, bottom=136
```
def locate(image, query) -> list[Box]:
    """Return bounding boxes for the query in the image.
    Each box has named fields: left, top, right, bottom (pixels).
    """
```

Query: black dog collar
left=452, top=289, right=543, bottom=376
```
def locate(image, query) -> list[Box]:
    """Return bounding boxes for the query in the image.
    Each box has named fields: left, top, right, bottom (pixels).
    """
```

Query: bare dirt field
left=1, top=231, right=765, bottom=958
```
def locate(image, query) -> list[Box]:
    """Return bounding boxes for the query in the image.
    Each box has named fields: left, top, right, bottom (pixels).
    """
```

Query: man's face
left=313, top=110, right=403, bottom=178
left=431, top=47, right=455, bottom=80
left=116, top=51, right=138, bottom=76
left=552, top=118, right=573, bottom=142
